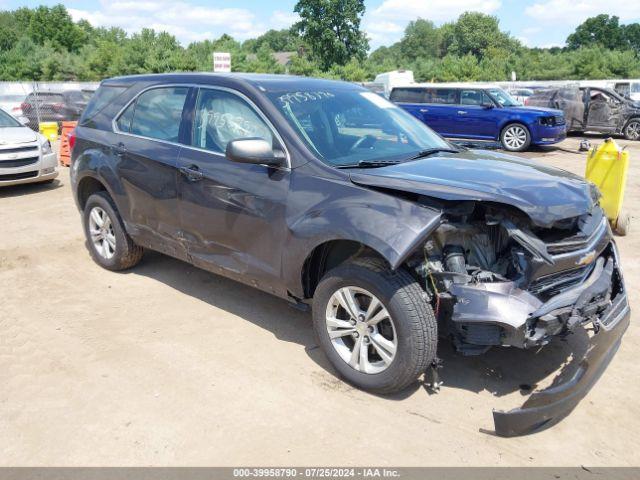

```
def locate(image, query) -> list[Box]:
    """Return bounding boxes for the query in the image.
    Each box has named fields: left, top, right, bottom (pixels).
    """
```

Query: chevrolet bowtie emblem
left=576, top=250, right=596, bottom=266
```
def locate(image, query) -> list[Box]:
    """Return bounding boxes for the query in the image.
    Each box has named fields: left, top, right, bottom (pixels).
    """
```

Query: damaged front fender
left=282, top=171, right=443, bottom=298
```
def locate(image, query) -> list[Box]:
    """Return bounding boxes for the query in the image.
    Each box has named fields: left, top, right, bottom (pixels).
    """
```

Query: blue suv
left=390, top=84, right=566, bottom=151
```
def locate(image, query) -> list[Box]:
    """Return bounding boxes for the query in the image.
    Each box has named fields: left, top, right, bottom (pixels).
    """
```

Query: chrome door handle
left=179, top=165, right=204, bottom=182
left=457, top=111, right=467, bottom=115
left=419, top=108, right=429, bottom=113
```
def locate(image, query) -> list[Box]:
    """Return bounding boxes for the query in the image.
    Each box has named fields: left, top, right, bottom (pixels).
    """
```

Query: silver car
left=0, top=109, right=58, bottom=186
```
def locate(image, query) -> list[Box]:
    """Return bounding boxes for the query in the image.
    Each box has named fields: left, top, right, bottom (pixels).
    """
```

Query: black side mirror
left=225, top=138, right=286, bottom=167
left=482, top=102, right=494, bottom=109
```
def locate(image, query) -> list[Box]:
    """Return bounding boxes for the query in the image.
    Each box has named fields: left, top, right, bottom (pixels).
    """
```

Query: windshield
left=487, top=88, right=521, bottom=107
left=265, top=88, right=452, bottom=167
left=0, top=109, right=20, bottom=127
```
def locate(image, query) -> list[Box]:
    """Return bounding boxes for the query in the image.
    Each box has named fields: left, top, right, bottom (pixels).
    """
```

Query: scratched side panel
left=177, top=147, right=291, bottom=297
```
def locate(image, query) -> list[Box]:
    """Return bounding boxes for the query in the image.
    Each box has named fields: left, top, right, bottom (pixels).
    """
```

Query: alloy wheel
left=325, top=286, right=397, bottom=374
left=627, top=121, right=640, bottom=140
left=503, top=125, right=528, bottom=150
left=88, top=206, right=116, bottom=259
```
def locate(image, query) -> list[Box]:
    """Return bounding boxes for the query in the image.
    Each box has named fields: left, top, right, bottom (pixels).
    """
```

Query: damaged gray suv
left=71, top=74, right=629, bottom=437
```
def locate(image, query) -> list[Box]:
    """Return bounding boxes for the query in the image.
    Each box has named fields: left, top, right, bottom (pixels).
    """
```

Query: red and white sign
left=213, top=52, right=231, bottom=73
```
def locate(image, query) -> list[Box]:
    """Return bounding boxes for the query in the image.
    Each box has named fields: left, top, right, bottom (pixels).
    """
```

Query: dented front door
left=176, top=87, right=290, bottom=295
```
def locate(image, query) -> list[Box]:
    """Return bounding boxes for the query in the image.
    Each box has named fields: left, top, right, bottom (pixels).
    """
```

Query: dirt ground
left=1, top=135, right=639, bottom=466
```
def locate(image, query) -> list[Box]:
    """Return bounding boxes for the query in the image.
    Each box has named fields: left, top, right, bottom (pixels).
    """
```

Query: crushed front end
left=406, top=200, right=630, bottom=436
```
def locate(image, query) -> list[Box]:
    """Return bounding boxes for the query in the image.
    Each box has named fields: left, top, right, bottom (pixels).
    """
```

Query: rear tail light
left=68, top=129, right=77, bottom=151
left=52, top=103, right=65, bottom=112
left=12, top=106, right=21, bottom=112
left=20, top=102, right=30, bottom=111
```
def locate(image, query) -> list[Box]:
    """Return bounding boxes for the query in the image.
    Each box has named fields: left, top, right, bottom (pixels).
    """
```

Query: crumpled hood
left=0, top=126, right=38, bottom=144
left=349, top=150, right=596, bottom=228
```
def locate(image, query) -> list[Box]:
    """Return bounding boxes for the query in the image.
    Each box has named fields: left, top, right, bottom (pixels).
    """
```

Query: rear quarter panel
left=71, top=125, right=131, bottom=218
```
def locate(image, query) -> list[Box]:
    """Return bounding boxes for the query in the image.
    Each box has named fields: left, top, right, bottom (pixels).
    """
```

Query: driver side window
left=191, top=89, right=273, bottom=154
left=460, top=90, right=482, bottom=105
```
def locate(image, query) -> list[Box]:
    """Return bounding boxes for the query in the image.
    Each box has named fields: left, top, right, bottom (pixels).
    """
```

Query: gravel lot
left=1, top=135, right=638, bottom=466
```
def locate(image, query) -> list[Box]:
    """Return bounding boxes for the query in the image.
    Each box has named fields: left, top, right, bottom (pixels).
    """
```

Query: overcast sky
left=4, top=0, right=640, bottom=50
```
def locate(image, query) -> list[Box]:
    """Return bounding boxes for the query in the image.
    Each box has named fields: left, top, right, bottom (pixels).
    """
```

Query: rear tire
left=312, top=258, right=437, bottom=394
left=82, top=191, right=143, bottom=271
left=500, top=123, right=531, bottom=152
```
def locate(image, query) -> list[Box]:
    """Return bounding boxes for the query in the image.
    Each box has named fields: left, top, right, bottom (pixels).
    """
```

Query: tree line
left=0, top=2, right=639, bottom=83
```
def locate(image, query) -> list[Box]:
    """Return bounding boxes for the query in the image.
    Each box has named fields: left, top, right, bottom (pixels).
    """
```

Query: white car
left=0, top=109, right=58, bottom=187
left=0, top=93, right=28, bottom=124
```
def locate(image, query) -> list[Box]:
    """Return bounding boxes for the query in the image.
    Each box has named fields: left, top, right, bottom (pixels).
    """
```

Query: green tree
left=398, top=19, right=443, bottom=61
left=449, top=12, right=517, bottom=58
left=0, top=11, right=20, bottom=51
left=624, top=23, right=640, bottom=53
left=567, top=15, right=627, bottom=50
left=0, top=37, right=49, bottom=80
left=294, top=0, right=368, bottom=70
left=243, top=45, right=285, bottom=74
left=245, top=28, right=303, bottom=53
left=14, top=4, right=87, bottom=52
left=1, top=3, right=640, bottom=83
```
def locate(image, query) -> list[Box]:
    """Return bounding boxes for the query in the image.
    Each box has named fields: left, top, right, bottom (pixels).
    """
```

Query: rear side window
left=120, top=87, right=188, bottom=142
left=81, top=86, right=128, bottom=125
left=116, top=103, right=135, bottom=132
left=424, top=89, right=457, bottom=104
left=191, top=89, right=273, bottom=154
left=390, top=88, right=424, bottom=103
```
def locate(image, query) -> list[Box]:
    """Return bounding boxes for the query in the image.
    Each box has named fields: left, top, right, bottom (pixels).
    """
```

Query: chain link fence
left=0, top=81, right=100, bottom=133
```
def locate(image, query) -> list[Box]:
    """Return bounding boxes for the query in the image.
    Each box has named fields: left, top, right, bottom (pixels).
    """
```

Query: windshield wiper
left=337, top=160, right=401, bottom=169
left=408, top=147, right=459, bottom=160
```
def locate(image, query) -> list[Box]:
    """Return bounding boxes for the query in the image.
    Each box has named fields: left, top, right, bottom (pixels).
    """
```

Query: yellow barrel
left=585, top=138, right=629, bottom=226
left=39, top=122, right=58, bottom=142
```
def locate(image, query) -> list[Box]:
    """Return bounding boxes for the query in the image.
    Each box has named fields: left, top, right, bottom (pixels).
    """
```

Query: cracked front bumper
left=492, top=291, right=630, bottom=437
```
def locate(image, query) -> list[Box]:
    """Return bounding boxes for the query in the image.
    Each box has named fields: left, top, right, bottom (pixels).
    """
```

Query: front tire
left=312, top=258, right=437, bottom=394
left=500, top=123, right=531, bottom=152
left=624, top=119, right=640, bottom=141
left=82, top=191, right=143, bottom=271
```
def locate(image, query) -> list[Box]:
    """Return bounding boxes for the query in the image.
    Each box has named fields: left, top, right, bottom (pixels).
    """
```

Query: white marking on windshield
left=278, top=91, right=335, bottom=107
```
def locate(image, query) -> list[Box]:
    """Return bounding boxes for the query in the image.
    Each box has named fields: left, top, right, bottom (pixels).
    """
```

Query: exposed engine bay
left=404, top=199, right=626, bottom=356
left=345, top=150, right=630, bottom=436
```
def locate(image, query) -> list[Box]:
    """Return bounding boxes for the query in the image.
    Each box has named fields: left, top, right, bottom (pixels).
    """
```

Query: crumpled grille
left=529, top=263, right=594, bottom=298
